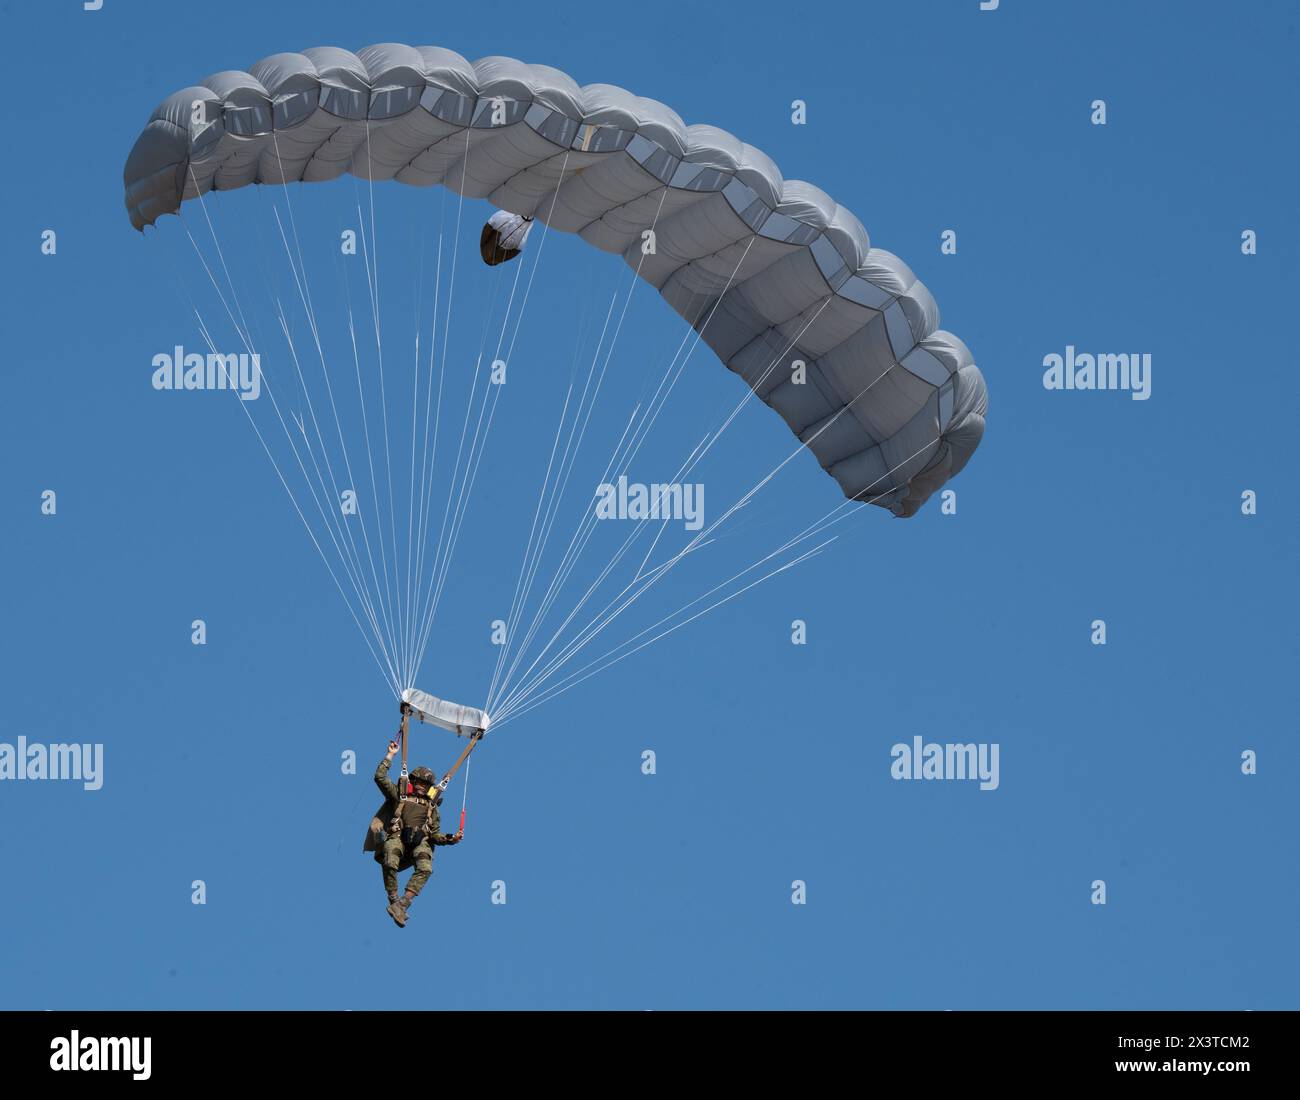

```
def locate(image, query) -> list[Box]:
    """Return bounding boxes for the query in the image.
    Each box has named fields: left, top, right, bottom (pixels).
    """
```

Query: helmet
left=408, top=766, right=437, bottom=787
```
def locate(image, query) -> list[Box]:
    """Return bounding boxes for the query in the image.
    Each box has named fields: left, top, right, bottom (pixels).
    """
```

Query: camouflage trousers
left=380, top=836, right=434, bottom=898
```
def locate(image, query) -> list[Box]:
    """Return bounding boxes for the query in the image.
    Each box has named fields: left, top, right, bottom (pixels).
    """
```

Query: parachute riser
left=437, top=729, right=484, bottom=799
left=399, top=704, right=411, bottom=794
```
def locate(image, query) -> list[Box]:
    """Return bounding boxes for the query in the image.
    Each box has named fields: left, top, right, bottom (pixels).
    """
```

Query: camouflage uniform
left=373, top=755, right=459, bottom=898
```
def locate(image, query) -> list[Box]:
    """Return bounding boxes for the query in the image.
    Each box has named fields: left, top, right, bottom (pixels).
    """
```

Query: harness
left=388, top=793, right=439, bottom=846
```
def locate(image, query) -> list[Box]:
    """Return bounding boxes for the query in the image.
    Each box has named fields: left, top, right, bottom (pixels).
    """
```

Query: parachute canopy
left=123, top=43, right=986, bottom=516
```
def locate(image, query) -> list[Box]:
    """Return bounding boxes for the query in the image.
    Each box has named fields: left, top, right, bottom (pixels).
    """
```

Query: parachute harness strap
left=388, top=792, right=437, bottom=843
left=383, top=702, right=414, bottom=837
left=399, top=703, right=411, bottom=793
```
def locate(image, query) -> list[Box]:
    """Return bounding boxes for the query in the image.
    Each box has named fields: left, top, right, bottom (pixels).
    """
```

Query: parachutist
left=369, top=740, right=463, bottom=926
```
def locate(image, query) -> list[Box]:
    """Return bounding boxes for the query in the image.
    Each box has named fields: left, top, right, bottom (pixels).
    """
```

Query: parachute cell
left=123, top=43, right=987, bottom=516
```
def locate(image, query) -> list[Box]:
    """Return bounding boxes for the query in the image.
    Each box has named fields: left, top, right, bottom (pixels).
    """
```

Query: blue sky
left=2, top=0, right=1296, bottom=1009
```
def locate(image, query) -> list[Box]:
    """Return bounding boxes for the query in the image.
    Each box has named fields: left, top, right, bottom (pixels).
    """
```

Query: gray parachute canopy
left=124, top=43, right=987, bottom=516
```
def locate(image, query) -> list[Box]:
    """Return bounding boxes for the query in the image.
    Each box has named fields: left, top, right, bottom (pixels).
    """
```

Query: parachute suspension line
left=485, top=281, right=630, bottom=711
left=181, top=179, right=401, bottom=691
left=405, top=142, right=471, bottom=692
left=400, top=205, right=436, bottom=686
left=488, top=234, right=762, bottom=715
left=265, top=135, right=404, bottom=688
left=405, top=218, right=447, bottom=688
left=489, top=288, right=866, bottom=722
left=408, top=263, right=516, bottom=680
left=402, top=127, right=476, bottom=689
left=509, top=422, right=938, bottom=721
left=484, top=377, right=579, bottom=711
left=526, top=273, right=804, bottom=675
left=352, top=183, right=405, bottom=690
left=492, top=377, right=894, bottom=721
left=563, top=308, right=907, bottom=722
left=409, top=273, right=501, bottom=681
left=400, top=126, right=491, bottom=686
left=486, top=309, right=644, bottom=715
left=496, top=290, right=841, bottom=672
left=407, top=200, right=536, bottom=690
left=459, top=752, right=472, bottom=835
left=243, top=148, right=450, bottom=696
left=181, top=305, right=398, bottom=698
left=265, top=133, right=404, bottom=686
left=492, top=433, right=938, bottom=728
left=492, top=539, right=836, bottom=731
left=354, top=121, right=403, bottom=684
left=522, top=294, right=841, bottom=669
left=487, top=188, right=671, bottom=714
left=402, top=204, right=438, bottom=690
left=483, top=280, right=624, bottom=712
left=409, top=149, right=576, bottom=680
left=417, top=149, right=576, bottom=656
left=488, top=393, right=645, bottom=716
left=577, top=232, right=760, bottom=516
left=335, top=283, right=406, bottom=678
left=618, top=238, right=808, bottom=511
left=264, top=212, right=372, bottom=592
left=263, top=212, right=396, bottom=664
left=178, top=206, right=400, bottom=694
left=487, top=196, right=718, bottom=713
left=269, top=298, right=398, bottom=662
left=412, top=259, right=520, bottom=664
left=494, top=522, right=834, bottom=727
left=494, top=512, right=847, bottom=728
